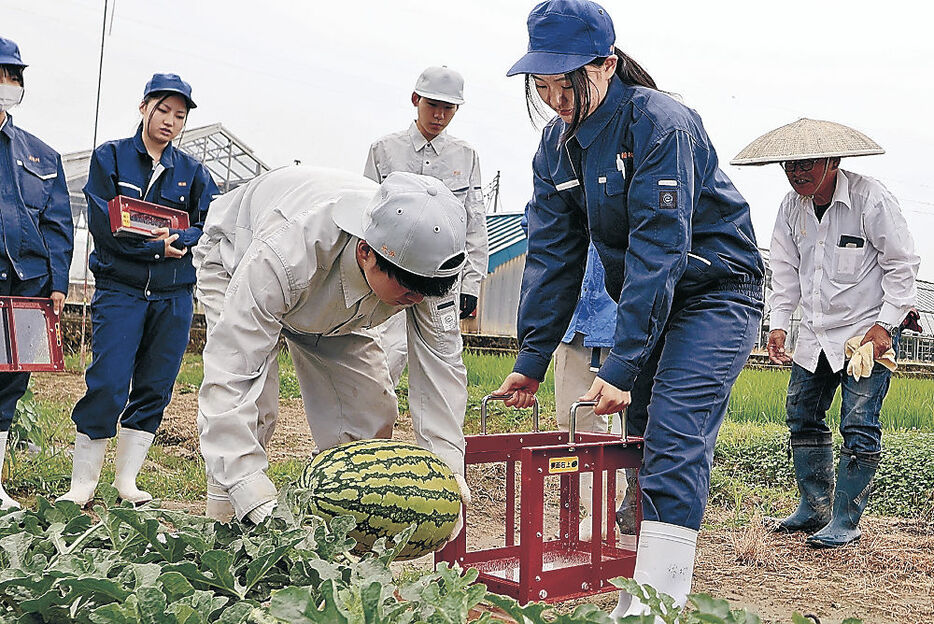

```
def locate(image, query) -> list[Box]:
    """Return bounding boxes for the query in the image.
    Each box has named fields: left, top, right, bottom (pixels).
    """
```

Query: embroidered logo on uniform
left=659, top=191, right=677, bottom=210
left=452, top=170, right=462, bottom=176
left=380, top=244, right=396, bottom=258
left=178, top=181, right=187, bottom=187
left=440, top=311, right=457, bottom=331
left=27, top=155, right=40, bottom=163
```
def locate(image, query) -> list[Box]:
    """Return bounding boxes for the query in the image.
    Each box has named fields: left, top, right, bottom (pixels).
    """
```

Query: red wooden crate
left=108, top=195, right=190, bottom=238
left=0, top=297, right=65, bottom=372
left=436, top=396, right=643, bottom=604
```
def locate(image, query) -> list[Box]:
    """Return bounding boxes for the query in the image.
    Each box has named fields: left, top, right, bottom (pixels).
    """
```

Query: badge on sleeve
left=658, top=190, right=677, bottom=210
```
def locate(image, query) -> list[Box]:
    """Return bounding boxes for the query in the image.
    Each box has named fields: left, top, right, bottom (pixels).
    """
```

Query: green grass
left=729, top=368, right=934, bottom=432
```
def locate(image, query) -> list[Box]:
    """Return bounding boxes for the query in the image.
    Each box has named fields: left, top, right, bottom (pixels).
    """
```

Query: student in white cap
left=363, top=66, right=488, bottom=421
left=194, top=166, right=471, bottom=525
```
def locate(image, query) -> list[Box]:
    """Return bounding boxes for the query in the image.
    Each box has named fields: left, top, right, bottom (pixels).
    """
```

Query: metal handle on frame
left=569, top=401, right=627, bottom=443
left=480, top=393, right=539, bottom=434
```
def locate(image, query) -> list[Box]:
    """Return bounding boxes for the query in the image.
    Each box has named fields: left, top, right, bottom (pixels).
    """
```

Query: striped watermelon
left=299, top=439, right=461, bottom=560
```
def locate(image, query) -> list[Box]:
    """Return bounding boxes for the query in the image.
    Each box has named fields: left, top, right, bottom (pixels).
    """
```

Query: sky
left=5, top=0, right=934, bottom=279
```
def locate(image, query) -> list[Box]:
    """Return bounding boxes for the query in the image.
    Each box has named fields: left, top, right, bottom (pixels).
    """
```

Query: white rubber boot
left=0, top=432, right=21, bottom=510
left=611, top=520, right=698, bottom=622
left=57, top=432, right=108, bottom=507
left=205, top=476, right=234, bottom=522
left=113, top=428, right=155, bottom=504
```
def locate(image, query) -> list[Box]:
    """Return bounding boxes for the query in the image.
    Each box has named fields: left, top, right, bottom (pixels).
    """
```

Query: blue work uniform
left=515, top=76, right=764, bottom=530
left=71, top=125, right=217, bottom=439
left=0, top=115, right=73, bottom=431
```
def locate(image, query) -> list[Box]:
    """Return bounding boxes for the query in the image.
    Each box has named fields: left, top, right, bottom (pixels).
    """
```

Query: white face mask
left=0, top=84, right=24, bottom=112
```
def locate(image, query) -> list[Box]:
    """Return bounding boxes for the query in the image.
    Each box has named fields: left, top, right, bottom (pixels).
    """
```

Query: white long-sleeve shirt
left=364, top=122, right=488, bottom=296
left=768, top=169, right=919, bottom=373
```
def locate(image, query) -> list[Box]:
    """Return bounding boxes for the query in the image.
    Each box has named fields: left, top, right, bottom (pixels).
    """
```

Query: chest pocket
left=17, top=159, right=56, bottom=210
left=594, top=169, right=628, bottom=247
left=831, top=236, right=868, bottom=284
left=160, top=184, right=190, bottom=212
left=442, top=172, right=469, bottom=201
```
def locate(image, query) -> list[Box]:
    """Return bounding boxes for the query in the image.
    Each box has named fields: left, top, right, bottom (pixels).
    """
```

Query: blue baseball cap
left=0, top=36, right=27, bottom=68
left=507, top=0, right=615, bottom=77
left=143, top=73, right=197, bottom=109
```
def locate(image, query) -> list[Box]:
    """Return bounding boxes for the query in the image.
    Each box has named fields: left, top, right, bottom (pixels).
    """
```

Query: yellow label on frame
left=121, top=211, right=131, bottom=227
left=548, top=456, right=579, bottom=474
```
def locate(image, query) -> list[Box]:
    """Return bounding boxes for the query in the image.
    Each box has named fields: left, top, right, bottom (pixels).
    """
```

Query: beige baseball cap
left=333, top=172, right=467, bottom=278
left=414, top=66, right=465, bottom=105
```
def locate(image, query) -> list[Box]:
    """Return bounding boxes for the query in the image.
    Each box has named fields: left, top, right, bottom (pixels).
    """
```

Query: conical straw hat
left=731, top=118, right=884, bottom=166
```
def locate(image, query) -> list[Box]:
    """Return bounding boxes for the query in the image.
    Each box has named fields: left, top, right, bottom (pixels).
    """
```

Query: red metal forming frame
left=108, top=195, right=190, bottom=238
left=0, top=296, right=65, bottom=372
left=436, top=430, right=643, bottom=604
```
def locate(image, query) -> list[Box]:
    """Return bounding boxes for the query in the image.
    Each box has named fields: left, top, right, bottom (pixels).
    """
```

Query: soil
left=29, top=371, right=934, bottom=624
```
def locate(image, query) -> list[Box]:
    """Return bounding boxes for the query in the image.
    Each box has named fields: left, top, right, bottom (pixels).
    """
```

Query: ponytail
left=612, top=48, right=657, bottom=90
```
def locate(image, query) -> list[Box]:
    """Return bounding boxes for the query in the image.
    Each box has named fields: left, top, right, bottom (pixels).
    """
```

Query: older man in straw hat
left=732, top=119, right=919, bottom=547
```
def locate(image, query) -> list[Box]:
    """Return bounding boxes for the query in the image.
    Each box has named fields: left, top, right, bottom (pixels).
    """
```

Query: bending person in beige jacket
left=194, top=167, right=470, bottom=524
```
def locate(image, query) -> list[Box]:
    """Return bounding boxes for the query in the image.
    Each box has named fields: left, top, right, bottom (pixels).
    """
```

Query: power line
left=78, top=0, right=110, bottom=368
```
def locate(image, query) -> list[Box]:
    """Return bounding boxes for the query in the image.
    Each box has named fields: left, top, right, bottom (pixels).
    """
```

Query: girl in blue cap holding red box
left=495, top=0, right=764, bottom=616
left=59, top=73, right=218, bottom=508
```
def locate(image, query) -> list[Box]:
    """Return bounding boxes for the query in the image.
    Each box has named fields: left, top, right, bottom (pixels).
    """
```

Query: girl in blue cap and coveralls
left=58, top=73, right=218, bottom=507
left=495, top=0, right=764, bottom=617
left=0, top=36, right=73, bottom=510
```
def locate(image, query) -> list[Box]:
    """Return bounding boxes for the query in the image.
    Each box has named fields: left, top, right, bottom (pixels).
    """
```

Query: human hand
left=494, top=372, right=540, bottom=409
left=767, top=329, right=793, bottom=364
left=580, top=376, right=631, bottom=416
left=459, top=294, right=478, bottom=319
left=862, top=324, right=892, bottom=360
left=149, top=228, right=187, bottom=259
left=50, top=291, right=66, bottom=316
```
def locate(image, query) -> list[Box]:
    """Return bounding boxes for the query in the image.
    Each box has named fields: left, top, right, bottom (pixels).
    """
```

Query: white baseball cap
left=333, top=172, right=467, bottom=278
left=413, top=66, right=465, bottom=105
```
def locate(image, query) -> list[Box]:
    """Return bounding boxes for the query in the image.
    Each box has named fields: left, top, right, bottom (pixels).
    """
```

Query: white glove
left=441, top=473, right=471, bottom=548
left=454, top=473, right=472, bottom=507
left=244, top=500, right=276, bottom=525
left=845, top=340, right=875, bottom=381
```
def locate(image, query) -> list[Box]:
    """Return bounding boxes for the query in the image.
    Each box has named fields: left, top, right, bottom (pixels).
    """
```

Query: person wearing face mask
left=493, top=1, right=764, bottom=618
left=0, top=36, right=74, bottom=510
left=58, top=73, right=218, bottom=508
left=732, top=119, right=919, bottom=548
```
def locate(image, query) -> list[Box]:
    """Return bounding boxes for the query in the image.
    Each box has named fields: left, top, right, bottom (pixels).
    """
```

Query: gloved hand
left=844, top=335, right=896, bottom=381
left=244, top=500, right=276, bottom=525
left=459, top=294, right=478, bottom=319
left=454, top=473, right=472, bottom=506
left=442, top=473, right=472, bottom=547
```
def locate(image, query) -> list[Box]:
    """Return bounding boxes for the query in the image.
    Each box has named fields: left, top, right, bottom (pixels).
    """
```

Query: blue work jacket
left=0, top=115, right=73, bottom=293
left=83, top=126, right=218, bottom=298
left=562, top=245, right=616, bottom=348
left=515, top=76, right=763, bottom=391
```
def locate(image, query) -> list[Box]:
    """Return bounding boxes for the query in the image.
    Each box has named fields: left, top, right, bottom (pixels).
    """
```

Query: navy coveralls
left=515, top=77, right=765, bottom=530
left=71, top=126, right=217, bottom=439
left=0, top=115, right=73, bottom=431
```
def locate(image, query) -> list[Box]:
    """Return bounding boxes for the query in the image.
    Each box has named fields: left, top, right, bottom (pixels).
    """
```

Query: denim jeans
left=785, top=344, right=894, bottom=455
